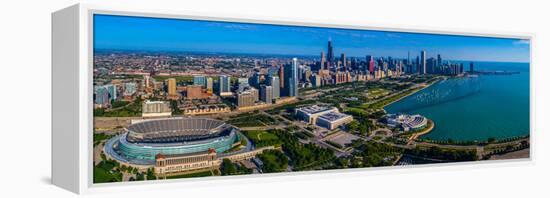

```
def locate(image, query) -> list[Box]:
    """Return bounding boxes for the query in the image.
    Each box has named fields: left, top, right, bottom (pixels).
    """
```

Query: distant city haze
left=94, top=14, right=530, bottom=63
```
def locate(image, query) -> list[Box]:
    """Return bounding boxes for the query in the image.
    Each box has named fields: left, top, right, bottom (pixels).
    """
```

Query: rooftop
left=318, top=112, right=352, bottom=122
left=297, top=105, right=335, bottom=115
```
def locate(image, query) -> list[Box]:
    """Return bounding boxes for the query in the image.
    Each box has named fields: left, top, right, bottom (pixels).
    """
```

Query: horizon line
left=93, top=48, right=530, bottom=64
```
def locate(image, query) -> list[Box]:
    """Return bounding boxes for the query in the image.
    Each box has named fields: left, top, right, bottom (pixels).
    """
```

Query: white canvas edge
left=52, top=3, right=535, bottom=194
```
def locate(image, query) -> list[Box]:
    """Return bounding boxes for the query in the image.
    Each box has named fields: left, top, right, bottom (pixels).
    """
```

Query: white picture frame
left=52, top=3, right=534, bottom=194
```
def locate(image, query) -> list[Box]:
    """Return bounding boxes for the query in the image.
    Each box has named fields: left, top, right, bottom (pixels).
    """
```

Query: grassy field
left=367, top=88, right=390, bottom=99
left=93, top=161, right=122, bottom=183
left=245, top=130, right=278, bottom=141
left=362, top=87, right=421, bottom=109
left=242, top=130, right=281, bottom=147
left=93, top=167, right=122, bottom=183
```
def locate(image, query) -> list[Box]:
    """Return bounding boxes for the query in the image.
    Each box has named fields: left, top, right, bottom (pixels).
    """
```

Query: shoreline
left=408, top=119, right=435, bottom=142
left=417, top=135, right=530, bottom=146
left=382, top=77, right=444, bottom=110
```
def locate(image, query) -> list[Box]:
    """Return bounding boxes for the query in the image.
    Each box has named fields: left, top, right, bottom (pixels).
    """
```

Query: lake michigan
left=384, top=61, right=530, bottom=141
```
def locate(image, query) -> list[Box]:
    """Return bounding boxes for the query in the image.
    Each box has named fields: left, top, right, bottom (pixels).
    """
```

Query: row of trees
left=419, top=135, right=530, bottom=146
left=406, top=146, right=478, bottom=162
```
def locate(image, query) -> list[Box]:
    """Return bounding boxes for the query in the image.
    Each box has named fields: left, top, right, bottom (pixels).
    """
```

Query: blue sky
left=94, top=14, right=530, bottom=63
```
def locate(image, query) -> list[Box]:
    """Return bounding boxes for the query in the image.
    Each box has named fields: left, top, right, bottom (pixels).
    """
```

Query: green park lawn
left=242, top=130, right=281, bottom=147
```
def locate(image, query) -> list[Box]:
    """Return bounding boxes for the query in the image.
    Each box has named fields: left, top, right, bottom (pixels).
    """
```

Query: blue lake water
left=384, top=61, right=530, bottom=141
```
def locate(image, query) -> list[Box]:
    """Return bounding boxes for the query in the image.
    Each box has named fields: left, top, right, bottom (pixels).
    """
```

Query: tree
left=220, top=159, right=237, bottom=176
left=258, top=150, right=288, bottom=173
left=170, top=100, right=182, bottom=115
left=146, top=168, right=156, bottom=180
left=136, top=172, right=145, bottom=181
left=347, top=120, right=360, bottom=132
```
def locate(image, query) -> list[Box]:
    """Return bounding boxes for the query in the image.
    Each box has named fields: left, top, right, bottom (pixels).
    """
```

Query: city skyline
left=94, top=14, right=530, bottom=63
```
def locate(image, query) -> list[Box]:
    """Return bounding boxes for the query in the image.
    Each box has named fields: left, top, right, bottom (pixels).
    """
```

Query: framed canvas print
left=52, top=4, right=533, bottom=194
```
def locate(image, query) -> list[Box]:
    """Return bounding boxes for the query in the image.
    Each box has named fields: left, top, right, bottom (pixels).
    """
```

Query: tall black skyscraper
left=437, top=54, right=442, bottom=66
left=420, top=50, right=427, bottom=74
left=407, top=51, right=411, bottom=65
left=415, top=56, right=420, bottom=73
left=320, top=51, right=326, bottom=70
left=327, top=40, right=334, bottom=64
left=470, top=62, right=474, bottom=73
left=340, top=53, right=346, bottom=70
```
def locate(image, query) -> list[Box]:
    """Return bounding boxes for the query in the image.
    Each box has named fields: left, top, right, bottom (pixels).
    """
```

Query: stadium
left=104, top=117, right=240, bottom=165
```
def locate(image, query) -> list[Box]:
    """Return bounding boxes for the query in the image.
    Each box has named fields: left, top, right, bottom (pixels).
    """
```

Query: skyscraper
left=279, top=66, right=284, bottom=90
left=193, top=75, right=207, bottom=87
left=218, top=75, right=231, bottom=96
left=320, top=51, right=326, bottom=70
left=238, top=77, right=249, bottom=92
left=237, top=90, right=255, bottom=107
left=416, top=56, right=420, bottom=72
left=407, top=51, right=410, bottom=65
left=341, top=53, right=346, bottom=70
left=266, top=75, right=280, bottom=99
left=105, top=84, right=117, bottom=100
left=94, top=86, right=110, bottom=106
left=284, top=58, right=299, bottom=97
left=427, top=58, right=436, bottom=74
left=249, top=72, right=261, bottom=89
left=310, top=74, right=321, bottom=87
left=420, top=50, right=427, bottom=74
left=298, top=65, right=304, bottom=81
left=437, top=54, right=442, bottom=66
left=327, top=40, right=334, bottom=64
left=206, top=77, right=213, bottom=93
left=167, top=78, right=177, bottom=97
left=470, top=62, right=475, bottom=73
left=366, top=55, right=375, bottom=75
left=260, top=85, right=273, bottom=104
